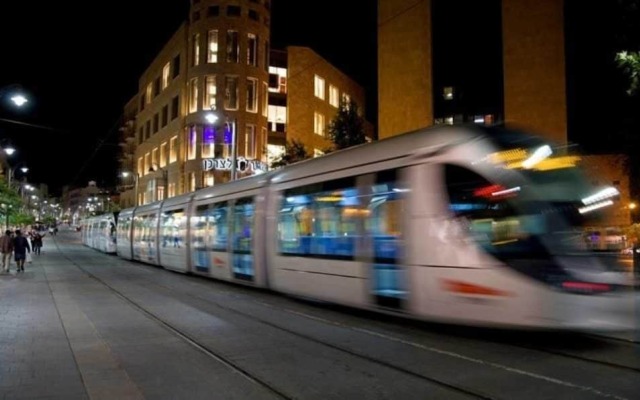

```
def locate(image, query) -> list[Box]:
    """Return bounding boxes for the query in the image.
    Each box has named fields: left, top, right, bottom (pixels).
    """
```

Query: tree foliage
left=270, top=139, right=310, bottom=168
left=326, top=98, right=367, bottom=151
left=615, top=51, right=640, bottom=96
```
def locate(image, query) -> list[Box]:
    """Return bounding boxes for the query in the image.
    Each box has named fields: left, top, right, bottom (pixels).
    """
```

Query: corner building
left=131, top=0, right=271, bottom=205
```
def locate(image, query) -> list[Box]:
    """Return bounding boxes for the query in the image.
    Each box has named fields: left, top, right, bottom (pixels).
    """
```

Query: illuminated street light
left=629, top=202, right=636, bottom=210
left=122, top=171, right=139, bottom=206
left=10, top=94, right=28, bottom=107
left=4, top=146, right=15, bottom=156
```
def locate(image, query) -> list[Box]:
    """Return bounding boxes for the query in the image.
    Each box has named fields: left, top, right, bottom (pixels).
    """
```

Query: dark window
left=613, top=180, right=620, bottom=185
left=192, top=11, right=200, bottom=21
left=208, top=6, right=219, bottom=16
left=227, top=5, right=241, bottom=16
left=264, top=41, right=269, bottom=71
left=145, top=120, right=151, bottom=140
left=264, top=0, right=270, bottom=10
left=248, top=9, right=259, bottom=21
left=138, top=127, right=144, bottom=144
left=139, top=96, right=145, bottom=111
left=171, top=96, right=179, bottom=120
left=172, top=55, right=180, bottom=78
left=269, top=73, right=278, bottom=88
left=275, top=122, right=285, bottom=133
left=263, top=16, right=270, bottom=26
left=153, top=114, right=159, bottom=134
left=161, top=105, right=168, bottom=127
left=154, top=77, right=161, bottom=97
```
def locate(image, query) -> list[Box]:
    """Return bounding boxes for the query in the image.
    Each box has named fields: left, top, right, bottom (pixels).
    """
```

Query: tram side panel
left=116, top=209, right=134, bottom=260
left=267, top=172, right=373, bottom=309
left=158, top=204, right=189, bottom=272
left=189, top=188, right=269, bottom=288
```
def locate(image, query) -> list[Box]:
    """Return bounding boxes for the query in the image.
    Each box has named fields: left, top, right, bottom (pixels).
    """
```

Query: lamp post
left=122, top=171, right=139, bottom=206
left=205, top=110, right=238, bottom=181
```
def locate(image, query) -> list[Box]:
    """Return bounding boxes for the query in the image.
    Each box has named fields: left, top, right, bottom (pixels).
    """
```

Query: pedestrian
left=12, top=230, right=31, bottom=273
left=0, top=230, right=14, bottom=273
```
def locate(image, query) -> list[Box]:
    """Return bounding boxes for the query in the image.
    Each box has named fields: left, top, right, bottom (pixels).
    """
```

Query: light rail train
left=81, top=125, right=636, bottom=330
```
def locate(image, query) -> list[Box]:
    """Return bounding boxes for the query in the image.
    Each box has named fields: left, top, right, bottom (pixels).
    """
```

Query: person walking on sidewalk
left=0, top=230, right=14, bottom=273
left=12, top=230, right=31, bottom=273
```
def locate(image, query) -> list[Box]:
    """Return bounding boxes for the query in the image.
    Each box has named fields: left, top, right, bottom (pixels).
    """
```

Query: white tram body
left=80, top=213, right=118, bottom=254
left=89, top=125, right=634, bottom=330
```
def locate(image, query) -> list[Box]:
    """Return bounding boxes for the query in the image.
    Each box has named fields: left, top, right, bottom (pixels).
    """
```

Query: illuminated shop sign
left=202, top=157, right=268, bottom=174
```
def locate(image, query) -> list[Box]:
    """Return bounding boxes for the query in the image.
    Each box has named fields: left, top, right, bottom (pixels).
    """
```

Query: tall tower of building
left=378, top=0, right=567, bottom=145
left=186, top=0, right=271, bottom=188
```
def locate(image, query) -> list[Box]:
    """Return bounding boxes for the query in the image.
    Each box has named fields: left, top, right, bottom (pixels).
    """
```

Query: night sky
left=0, top=0, right=636, bottom=197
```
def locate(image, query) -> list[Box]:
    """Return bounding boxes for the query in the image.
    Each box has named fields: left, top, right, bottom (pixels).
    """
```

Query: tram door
left=230, top=197, right=255, bottom=281
left=365, top=169, right=408, bottom=309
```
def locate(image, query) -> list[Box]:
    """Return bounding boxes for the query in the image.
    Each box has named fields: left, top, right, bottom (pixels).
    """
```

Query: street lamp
left=205, top=110, right=237, bottom=181
left=122, top=171, right=139, bottom=206
left=0, top=85, right=29, bottom=108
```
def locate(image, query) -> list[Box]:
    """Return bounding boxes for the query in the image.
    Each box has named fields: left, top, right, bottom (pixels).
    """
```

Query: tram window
left=192, top=202, right=228, bottom=251
left=161, top=209, right=186, bottom=248
left=232, top=198, right=253, bottom=253
left=444, top=165, right=546, bottom=257
left=279, top=177, right=360, bottom=259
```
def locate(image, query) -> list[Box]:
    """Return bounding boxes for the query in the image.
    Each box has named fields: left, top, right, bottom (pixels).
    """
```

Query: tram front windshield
left=446, top=131, right=623, bottom=264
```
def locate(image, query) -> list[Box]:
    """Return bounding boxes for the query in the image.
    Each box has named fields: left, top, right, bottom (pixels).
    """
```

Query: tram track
left=72, top=254, right=636, bottom=400
left=59, top=251, right=496, bottom=400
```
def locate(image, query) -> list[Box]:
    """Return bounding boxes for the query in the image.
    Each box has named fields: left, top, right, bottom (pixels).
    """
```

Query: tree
left=270, top=139, right=311, bottom=169
left=615, top=51, right=640, bottom=96
left=326, top=98, right=367, bottom=151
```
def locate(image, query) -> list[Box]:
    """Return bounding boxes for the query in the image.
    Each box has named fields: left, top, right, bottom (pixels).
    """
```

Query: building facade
left=267, top=47, right=369, bottom=163
left=121, top=0, right=271, bottom=206
left=378, top=0, right=567, bottom=144
left=120, top=2, right=369, bottom=206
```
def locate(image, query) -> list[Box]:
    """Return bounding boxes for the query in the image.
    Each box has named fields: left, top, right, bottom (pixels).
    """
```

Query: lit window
left=226, top=30, right=239, bottom=63
left=168, top=182, right=176, bottom=197
left=262, top=82, right=268, bottom=117
left=169, top=136, right=178, bottom=163
left=202, top=126, right=215, bottom=158
left=443, top=86, right=454, bottom=100
left=144, top=153, right=151, bottom=175
left=224, top=76, right=239, bottom=110
left=204, top=171, right=215, bottom=187
left=247, top=33, right=258, bottom=66
left=146, top=83, right=153, bottom=104
left=245, top=124, right=256, bottom=158
left=192, top=33, right=200, bottom=66
left=189, top=77, right=198, bottom=113
left=268, top=105, right=287, bottom=132
left=268, top=66, right=287, bottom=93
left=206, top=75, right=217, bottom=110
left=152, top=147, right=158, bottom=168
left=162, top=63, right=171, bottom=90
left=329, top=85, right=339, bottom=107
left=137, top=157, right=143, bottom=176
left=342, top=93, right=351, bottom=108
left=160, top=142, right=167, bottom=167
left=314, top=75, right=325, bottom=99
left=208, top=30, right=218, bottom=63
left=187, top=126, right=197, bottom=160
left=474, top=115, right=485, bottom=124
left=314, top=112, right=325, bottom=136
left=267, top=144, right=285, bottom=167
left=314, top=149, right=324, bottom=158
left=246, top=78, right=258, bottom=113
left=189, top=172, right=196, bottom=192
